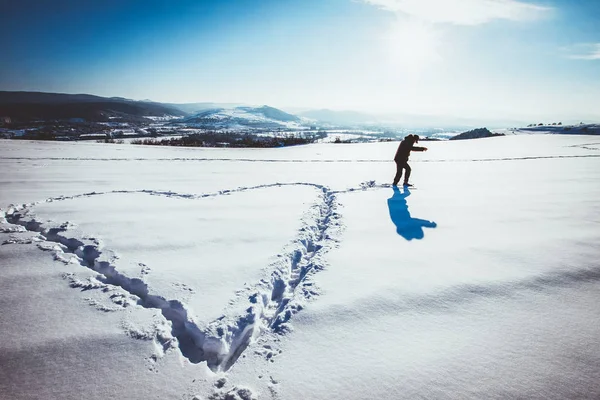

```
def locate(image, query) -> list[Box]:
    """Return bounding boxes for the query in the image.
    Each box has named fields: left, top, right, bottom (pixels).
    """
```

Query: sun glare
left=383, top=20, right=439, bottom=73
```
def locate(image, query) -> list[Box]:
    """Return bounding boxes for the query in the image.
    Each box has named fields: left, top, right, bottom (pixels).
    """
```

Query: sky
left=1, top=0, right=599, bottom=123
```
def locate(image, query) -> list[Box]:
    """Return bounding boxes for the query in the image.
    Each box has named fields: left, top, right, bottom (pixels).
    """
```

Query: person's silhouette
left=392, top=134, right=427, bottom=187
left=387, top=187, right=437, bottom=240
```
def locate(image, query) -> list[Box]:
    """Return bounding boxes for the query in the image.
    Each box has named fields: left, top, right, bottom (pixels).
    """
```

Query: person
left=392, top=134, right=427, bottom=187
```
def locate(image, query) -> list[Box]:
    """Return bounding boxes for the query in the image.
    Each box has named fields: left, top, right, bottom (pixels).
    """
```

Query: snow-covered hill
left=1, top=135, right=600, bottom=399
left=180, top=105, right=307, bottom=131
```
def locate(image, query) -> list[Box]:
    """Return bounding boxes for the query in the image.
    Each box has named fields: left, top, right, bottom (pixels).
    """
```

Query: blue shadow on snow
left=387, top=187, right=437, bottom=240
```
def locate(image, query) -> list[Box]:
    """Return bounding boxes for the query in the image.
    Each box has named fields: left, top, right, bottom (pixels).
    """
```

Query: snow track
left=1, top=182, right=350, bottom=372
left=568, top=142, right=600, bottom=151
left=3, top=154, right=600, bottom=163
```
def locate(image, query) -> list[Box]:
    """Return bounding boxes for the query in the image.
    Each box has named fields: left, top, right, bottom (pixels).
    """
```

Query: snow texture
left=1, top=135, right=600, bottom=399
left=181, top=106, right=305, bottom=131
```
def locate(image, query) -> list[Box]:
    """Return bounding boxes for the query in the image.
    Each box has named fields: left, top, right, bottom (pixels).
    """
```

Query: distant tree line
left=131, top=131, right=325, bottom=148
left=9, top=121, right=111, bottom=140
left=527, top=122, right=563, bottom=127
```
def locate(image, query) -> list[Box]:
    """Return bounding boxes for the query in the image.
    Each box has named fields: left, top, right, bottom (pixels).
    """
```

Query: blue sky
left=1, top=0, right=599, bottom=122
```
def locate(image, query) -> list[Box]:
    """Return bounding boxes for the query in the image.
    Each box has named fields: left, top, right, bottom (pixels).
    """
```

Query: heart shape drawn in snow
left=4, top=182, right=344, bottom=372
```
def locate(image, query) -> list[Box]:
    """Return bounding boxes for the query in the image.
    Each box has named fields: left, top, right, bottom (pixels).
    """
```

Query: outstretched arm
left=414, top=219, right=437, bottom=228
left=411, top=146, right=428, bottom=152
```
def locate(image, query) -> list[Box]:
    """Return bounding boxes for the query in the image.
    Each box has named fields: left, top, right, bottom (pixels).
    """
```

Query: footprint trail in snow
left=0, top=181, right=388, bottom=371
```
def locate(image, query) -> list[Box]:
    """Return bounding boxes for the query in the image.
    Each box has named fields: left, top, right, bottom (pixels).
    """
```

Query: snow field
left=1, top=135, right=600, bottom=399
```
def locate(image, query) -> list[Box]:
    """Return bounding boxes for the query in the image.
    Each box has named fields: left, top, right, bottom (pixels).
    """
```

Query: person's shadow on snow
left=387, top=187, right=437, bottom=240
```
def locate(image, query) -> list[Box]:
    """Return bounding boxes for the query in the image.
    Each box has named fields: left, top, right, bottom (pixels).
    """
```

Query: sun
left=383, top=19, right=440, bottom=73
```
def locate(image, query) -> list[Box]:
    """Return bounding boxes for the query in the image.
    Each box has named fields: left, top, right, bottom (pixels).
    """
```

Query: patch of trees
left=12, top=122, right=111, bottom=140
left=527, top=122, right=562, bottom=127
left=131, top=131, right=322, bottom=148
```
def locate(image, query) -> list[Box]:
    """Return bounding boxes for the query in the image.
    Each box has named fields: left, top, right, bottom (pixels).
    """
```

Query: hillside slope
left=0, top=91, right=185, bottom=122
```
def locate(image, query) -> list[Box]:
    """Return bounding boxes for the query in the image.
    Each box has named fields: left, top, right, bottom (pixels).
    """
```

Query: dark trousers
left=393, top=160, right=411, bottom=185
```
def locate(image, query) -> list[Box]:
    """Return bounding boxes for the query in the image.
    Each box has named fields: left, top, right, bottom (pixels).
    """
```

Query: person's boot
left=403, top=182, right=413, bottom=187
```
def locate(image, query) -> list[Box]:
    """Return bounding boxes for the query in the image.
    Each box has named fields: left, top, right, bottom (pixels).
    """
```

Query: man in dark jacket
left=393, top=134, right=427, bottom=187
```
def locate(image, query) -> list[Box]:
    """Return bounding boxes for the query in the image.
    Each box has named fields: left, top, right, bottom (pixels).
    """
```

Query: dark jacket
left=394, top=139, right=426, bottom=162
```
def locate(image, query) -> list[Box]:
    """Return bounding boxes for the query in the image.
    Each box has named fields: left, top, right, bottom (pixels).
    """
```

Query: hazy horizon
left=2, top=0, right=599, bottom=123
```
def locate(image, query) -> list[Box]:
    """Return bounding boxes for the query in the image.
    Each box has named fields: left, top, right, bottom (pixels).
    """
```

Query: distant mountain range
left=0, top=91, right=184, bottom=123
left=164, top=102, right=247, bottom=114
left=0, top=92, right=321, bottom=131
left=180, top=106, right=304, bottom=130
left=0, top=91, right=128, bottom=104
left=292, top=107, right=529, bottom=130
left=0, top=91, right=539, bottom=130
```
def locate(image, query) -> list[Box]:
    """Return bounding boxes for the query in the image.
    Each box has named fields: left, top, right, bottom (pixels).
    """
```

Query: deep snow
left=1, top=135, right=599, bottom=399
